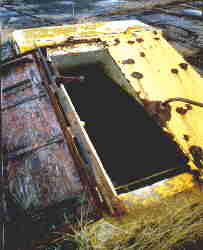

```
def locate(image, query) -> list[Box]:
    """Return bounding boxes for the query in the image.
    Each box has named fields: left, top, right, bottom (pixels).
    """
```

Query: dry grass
left=57, top=191, right=203, bottom=250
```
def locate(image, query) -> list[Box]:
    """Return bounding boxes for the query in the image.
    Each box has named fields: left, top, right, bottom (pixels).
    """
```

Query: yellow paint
left=12, top=20, right=203, bottom=221
left=12, top=20, right=148, bottom=53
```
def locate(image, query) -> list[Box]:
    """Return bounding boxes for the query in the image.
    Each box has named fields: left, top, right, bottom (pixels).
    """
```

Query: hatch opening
left=60, top=63, right=188, bottom=193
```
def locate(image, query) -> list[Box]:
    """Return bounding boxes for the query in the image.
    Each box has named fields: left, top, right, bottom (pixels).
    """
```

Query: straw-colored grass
left=56, top=191, right=203, bottom=250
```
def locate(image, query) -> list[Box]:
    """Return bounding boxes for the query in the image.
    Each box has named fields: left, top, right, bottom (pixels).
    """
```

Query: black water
left=64, top=64, right=188, bottom=188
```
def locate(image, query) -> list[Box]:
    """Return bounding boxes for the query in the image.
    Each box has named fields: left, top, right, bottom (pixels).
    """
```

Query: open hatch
left=50, top=47, right=188, bottom=194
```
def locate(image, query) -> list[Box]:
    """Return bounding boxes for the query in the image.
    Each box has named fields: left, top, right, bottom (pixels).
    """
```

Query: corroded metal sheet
left=2, top=55, right=85, bottom=213
left=1, top=56, right=34, bottom=89
left=3, top=97, right=62, bottom=153
left=7, top=141, right=82, bottom=211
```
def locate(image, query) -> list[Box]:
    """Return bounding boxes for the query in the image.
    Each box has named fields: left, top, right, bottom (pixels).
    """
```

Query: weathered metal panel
left=3, top=97, right=62, bottom=153
left=1, top=56, right=34, bottom=90
left=2, top=55, right=85, bottom=213
left=7, top=141, right=82, bottom=211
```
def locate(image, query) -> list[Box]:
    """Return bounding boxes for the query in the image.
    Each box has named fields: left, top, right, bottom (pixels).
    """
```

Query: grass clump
left=49, top=192, right=203, bottom=250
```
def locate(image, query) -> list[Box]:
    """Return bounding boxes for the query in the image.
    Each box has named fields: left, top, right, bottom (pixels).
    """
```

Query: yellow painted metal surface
left=13, top=20, right=148, bottom=53
left=12, top=20, right=203, bottom=217
left=104, top=30, right=203, bottom=168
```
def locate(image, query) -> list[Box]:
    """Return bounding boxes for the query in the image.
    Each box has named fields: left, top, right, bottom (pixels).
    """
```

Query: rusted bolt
left=153, top=31, right=158, bottom=35
left=183, top=134, right=190, bottom=141
left=128, top=40, right=135, bottom=44
left=154, top=37, right=160, bottom=41
left=136, top=38, right=144, bottom=43
left=122, top=59, right=135, bottom=65
left=131, top=72, right=143, bottom=79
left=114, top=38, right=120, bottom=45
left=176, top=107, right=187, bottom=115
left=171, top=68, right=179, bottom=74
left=179, top=63, right=188, bottom=70
left=140, top=52, right=146, bottom=57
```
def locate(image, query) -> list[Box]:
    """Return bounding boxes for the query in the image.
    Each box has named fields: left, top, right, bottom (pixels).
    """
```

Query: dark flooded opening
left=62, top=64, right=188, bottom=191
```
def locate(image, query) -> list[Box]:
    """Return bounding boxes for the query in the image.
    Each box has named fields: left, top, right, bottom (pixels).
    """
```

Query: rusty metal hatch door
left=1, top=51, right=103, bottom=242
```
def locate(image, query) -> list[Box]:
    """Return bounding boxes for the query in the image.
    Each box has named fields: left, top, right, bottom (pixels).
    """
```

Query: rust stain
left=189, top=145, right=203, bottom=169
left=171, top=68, right=179, bottom=74
left=176, top=107, right=188, bottom=115
left=179, top=63, right=188, bottom=70
left=142, top=100, right=172, bottom=127
left=114, top=38, right=120, bottom=46
left=176, top=104, right=192, bottom=115
left=140, top=52, right=146, bottom=57
left=154, top=37, right=160, bottom=41
left=127, top=40, right=135, bottom=44
left=65, top=37, right=101, bottom=45
left=131, top=72, right=143, bottom=79
left=183, top=134, right=190, bottom=141
left=185, top=104, right=192, bottom=110
left=122, top=59, right=135, bottom=65
left=136, top=38, right=144, bottom=43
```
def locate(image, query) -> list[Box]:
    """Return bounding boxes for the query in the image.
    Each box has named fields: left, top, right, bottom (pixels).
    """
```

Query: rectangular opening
left=61, top=64, right=188, bottom=193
